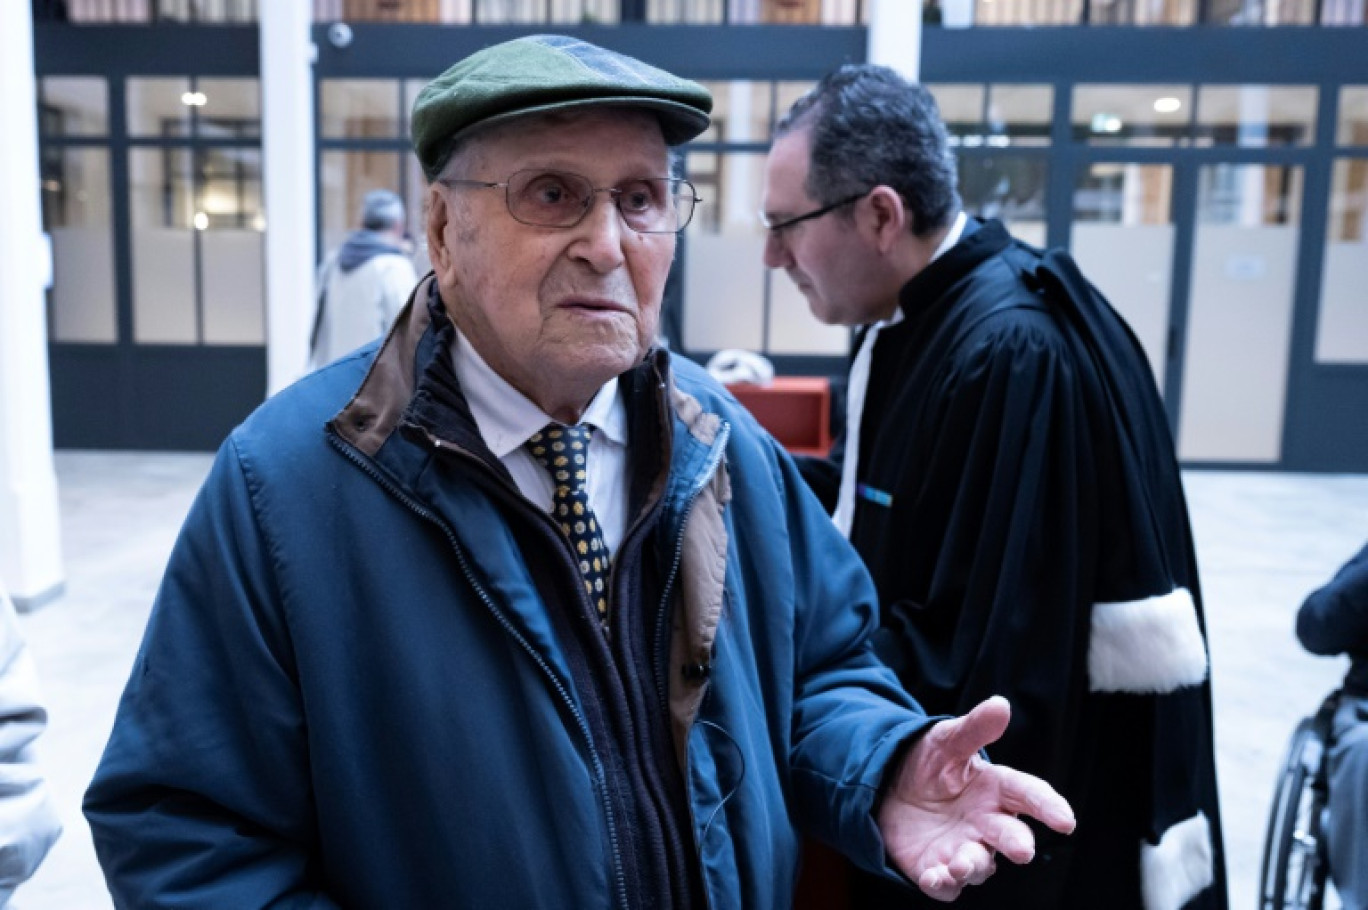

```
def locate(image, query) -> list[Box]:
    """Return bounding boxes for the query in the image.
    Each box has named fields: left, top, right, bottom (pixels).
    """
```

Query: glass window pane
left=1194, top=85, right=1317, bottom=147
left=321, top=79, right=402, bottom=139
left=683, top=150, right=763, bottom=352
left=761, top=0, right=823, bottom=22
left=696, top=81, right=771, bottom=145
left=987, top=84, right=1053, bottom=146
left=1338, top=87, right=1368, bottom=146
left=42, top=148, right=117, bottom=343
left=474, top=0, right=550, bottom=21
left=127, top=77, right=193, bottom=137
left=927, top=84, right=986, bottom=145
left=556, top=0, right=619, bottom=21
left=403, top=78, right=429, bottom=139
left=1321, top=0, right=1367, bottom=23
left=1178, top=164, right=1303, bottom=462
left=154, top=0, right=257, bottom=22
left=202, top=148, right=265, bottom=345
left=1072, top=84, right=1191, bottom=146
left=1088, top=0, right=1196, bottom=24
left=1072, top=163, right=1175, bottom=392
left=320, top=150, right=408, bottom=261
left=197, top=78, right=260, bottom=139
left=647, top=0, right=724, bottom=23
left=1315, top=158, right=1368, bottom=364
left=959, top=156, right=1047, bottom=246
left=1205, top=0, right=1315, bottom=23
left=973, top=0, right=1082, bottom=25
left=130, top=148, right=198, bottom=343
left=67, top=0, right=152, bottom=22
left=39, top=77, right=108, bottom=136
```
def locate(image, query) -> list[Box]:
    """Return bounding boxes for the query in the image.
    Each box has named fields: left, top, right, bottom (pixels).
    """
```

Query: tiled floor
left=10, top=452, right=1368, bottom=909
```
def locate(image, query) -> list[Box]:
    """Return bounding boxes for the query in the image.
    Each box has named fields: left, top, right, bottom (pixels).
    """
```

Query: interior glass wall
left=1072, top=85, right=1193, bottom=146
left=961, top=0, right=1354, bottom=23
left=1177, top=163, right=1303, bottom=462
left=127, top=76, right=265, bottom=346
left=930, top=83, right=1053, bottom=247
left=55, top=0, right=258, bottom=22
left=1193, top=85, right=1317, bottom=146
left=317, top=78, right=427, bottom=270
left=1315, top=88, right=1368, bottom=365
left=1071, top=163, right=1175, bottom=391
left=306, top=0, right=864, bottom=23
left=39, top=77, right=117, bottom=344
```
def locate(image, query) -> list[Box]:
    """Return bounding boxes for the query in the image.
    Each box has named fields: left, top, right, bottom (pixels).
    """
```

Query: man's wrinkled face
left=426, top=109, right=675, bottom=422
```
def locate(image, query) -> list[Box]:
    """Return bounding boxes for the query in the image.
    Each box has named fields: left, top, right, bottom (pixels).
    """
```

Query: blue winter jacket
left=85, top=278, right=933, bottom=909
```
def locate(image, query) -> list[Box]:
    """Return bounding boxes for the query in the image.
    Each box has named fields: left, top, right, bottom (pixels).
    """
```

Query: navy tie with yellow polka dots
left=527, top=423, right=611, bottom=626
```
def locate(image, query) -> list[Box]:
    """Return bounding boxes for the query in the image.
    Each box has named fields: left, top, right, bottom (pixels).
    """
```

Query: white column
left=867, top=0, right=924, bottom=80
left=0, top=1, right=64, bottom=610
left=260, top=1, right=318, bottom=396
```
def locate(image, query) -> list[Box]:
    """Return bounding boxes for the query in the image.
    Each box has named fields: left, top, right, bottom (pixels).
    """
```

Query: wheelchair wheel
left=1259, top=717, right=1331, bottom=910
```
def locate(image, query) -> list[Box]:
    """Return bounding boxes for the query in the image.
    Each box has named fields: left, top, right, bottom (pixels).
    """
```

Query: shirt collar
left=875, top=211, right=966, bottom=331
left=932, top=210, right=969, bottom=265
left=451, top=330, right=625, bottom=459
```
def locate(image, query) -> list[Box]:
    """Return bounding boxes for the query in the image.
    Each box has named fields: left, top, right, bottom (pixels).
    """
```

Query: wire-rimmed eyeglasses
left=438, top=168, right=701, bottom=234
left=759, top=191, right=869, bottom=234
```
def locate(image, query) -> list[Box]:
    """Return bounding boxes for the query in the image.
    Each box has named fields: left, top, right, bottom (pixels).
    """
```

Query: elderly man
left=84, top=37, right=1072, bottom=908
left=762, top=65, right=1226, bottom=909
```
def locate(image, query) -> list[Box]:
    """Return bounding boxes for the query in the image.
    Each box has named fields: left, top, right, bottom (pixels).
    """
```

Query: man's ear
left=863, top=186, right=908, bottom=255
left=426, top=183, right=451, bottom=279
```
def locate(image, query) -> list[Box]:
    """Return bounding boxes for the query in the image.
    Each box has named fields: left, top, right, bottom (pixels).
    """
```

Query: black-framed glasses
left=759, top=191, right=869, bottom=234
left=439, top=168, right=700, bottom=234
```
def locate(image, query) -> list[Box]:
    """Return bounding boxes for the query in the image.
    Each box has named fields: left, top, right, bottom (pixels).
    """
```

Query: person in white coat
left=309, top=190, right=418, bottom=371
left=0, top=582, right=61, bottom=907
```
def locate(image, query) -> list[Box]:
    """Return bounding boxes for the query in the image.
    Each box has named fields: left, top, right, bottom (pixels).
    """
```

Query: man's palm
left=877, top=696, right=1076, bottom=901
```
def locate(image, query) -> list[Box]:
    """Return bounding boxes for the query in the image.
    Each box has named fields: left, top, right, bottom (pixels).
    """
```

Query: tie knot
left=526, top=423, right=593, bottom=489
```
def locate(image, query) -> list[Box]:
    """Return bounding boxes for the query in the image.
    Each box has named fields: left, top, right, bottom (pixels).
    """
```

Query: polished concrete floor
left=9, top=451, right=1368, bottom=909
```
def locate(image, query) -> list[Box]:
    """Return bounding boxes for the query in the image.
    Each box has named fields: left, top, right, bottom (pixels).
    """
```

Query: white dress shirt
left=833, top=211, right=968, bottom=537
left=451, top=330, right=629, bottom=554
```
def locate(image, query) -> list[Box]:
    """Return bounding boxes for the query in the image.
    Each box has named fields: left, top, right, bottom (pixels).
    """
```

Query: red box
left=727, top=376, right=832, bottom=457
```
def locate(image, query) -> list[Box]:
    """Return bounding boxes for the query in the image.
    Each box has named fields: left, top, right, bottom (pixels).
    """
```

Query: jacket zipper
left=653, top=421, right=731, bottom=715
left=651, top=421, right=730, bottom=910
left=328, top=433, right=631, bottom=910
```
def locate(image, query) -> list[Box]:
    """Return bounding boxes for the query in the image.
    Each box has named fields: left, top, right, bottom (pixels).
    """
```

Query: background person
left=762, top=64, right=1226, bottom=910
left=1297, top=541, right=1368, bottom=910
left=308, top=188, right=418, bottom=370
left=84, top=36, right=1074, bottom=909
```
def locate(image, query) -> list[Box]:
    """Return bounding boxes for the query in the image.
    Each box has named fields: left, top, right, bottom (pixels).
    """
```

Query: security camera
left=327, top=22, right=353, bottom=49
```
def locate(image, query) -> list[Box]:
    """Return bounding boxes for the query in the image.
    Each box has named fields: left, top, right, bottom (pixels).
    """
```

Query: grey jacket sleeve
left=0, top=586, right=62, bottom=907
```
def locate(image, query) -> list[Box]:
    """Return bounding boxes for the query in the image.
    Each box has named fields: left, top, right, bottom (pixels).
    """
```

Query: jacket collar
left=896, top=216, right=1009, bottom=324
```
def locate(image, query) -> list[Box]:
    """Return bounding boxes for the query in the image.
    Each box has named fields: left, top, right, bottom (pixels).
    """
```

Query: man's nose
left=762, top=231, right=790, bottom=270
left=569, top=191, right=628, bottom=272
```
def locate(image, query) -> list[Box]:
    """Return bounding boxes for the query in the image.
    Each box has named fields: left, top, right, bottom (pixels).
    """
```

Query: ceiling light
left=1090, top=113, right=1123, bottom=134
left=1153, top=97, right=1183, bottom=114
left=180, top=91, right=207, bottom=107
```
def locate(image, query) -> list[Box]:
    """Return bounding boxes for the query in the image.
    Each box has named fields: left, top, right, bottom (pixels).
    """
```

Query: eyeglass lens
left=507, top=170, right=695, bottom=233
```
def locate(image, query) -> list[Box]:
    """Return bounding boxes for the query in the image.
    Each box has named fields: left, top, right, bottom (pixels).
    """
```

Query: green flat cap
left=411, top=34, right=713, bottom=180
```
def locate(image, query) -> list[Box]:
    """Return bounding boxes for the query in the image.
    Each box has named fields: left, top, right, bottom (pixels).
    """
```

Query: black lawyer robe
left=801, top=219, right=1228, bottom=910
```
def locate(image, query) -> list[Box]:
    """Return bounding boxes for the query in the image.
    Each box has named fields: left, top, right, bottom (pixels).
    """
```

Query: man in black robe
left=761, top=64, right=1228, bottom=910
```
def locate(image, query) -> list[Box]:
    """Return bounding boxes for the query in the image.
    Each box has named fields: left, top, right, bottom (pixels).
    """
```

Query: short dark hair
left=775, top=65, right=960, bottom=238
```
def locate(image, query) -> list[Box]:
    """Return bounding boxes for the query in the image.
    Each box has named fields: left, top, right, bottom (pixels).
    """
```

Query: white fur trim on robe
left=1141, top=812, right=1215, bottom=910
left=1089, top=588, right=1209, bottom=694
